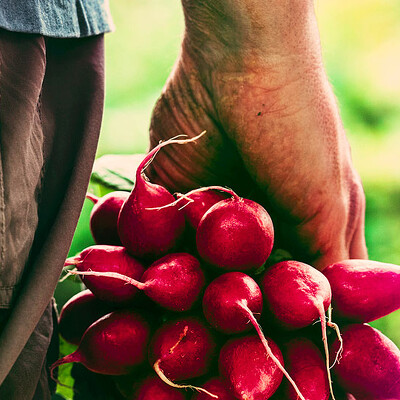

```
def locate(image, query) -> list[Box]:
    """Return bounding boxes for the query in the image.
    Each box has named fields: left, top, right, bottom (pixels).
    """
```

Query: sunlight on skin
left=146, top=0, right=368, bottom=270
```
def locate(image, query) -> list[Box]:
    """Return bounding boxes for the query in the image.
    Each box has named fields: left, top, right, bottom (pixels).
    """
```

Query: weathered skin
left=147, top=0, right=367, bottom=269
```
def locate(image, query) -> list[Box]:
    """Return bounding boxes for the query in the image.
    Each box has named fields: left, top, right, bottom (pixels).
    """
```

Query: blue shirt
left=0, top=0, right=114, bottom=38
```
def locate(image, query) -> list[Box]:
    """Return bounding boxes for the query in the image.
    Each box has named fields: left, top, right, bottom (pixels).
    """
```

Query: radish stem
left=50, top=353, right=81, bottom=388
left=86, top=193, right=99, bottom=204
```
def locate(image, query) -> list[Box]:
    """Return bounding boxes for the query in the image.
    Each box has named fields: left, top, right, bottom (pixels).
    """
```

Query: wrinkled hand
left=146, top=0, right=367, bottom=269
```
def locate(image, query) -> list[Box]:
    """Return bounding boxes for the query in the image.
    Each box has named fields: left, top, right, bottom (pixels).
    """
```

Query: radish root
left=316, top=303, right=336, bottom=400
left=146, top=185, right=239, bottom=211
left=153, top=360, right=218, bottom=399
left=141, top=133, right=200, bottom=173
left=175, top=193, right=195, bottom=211
left=239, top=301, right=306, bottom=400
left=67, top=269, right=149, bottom=290
left=59, top=267, right=77, bottom=283
left=327, top=306, right=343, bottom=368
left=153, top=325, right=218, bottom=399
left=169, top=325, right=188, bottom=354
left=138, top=131, right=206, bottom=179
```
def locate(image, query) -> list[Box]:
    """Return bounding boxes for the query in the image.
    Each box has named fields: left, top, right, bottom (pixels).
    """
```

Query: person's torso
left=0, top=0, right=114, bottom=38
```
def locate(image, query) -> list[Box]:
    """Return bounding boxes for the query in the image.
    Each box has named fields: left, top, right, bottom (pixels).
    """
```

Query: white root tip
left=153, top=360, right=218, bottom=399
left=327, top=320, right=343, bottom=368
left=318, top=305, right=336, bottom=400
left=140, top=130, right=207, bottom=176
left=59, top=267, right=77, bottom=283
left=327, top=305, right=344, bottom=368
left=145, top=194, right=194, bottom=212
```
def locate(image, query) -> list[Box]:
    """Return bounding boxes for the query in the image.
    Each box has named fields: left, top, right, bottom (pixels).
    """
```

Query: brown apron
left=0, top=29, right=104, bottom=398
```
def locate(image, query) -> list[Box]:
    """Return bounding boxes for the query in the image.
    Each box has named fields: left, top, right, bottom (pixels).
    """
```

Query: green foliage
left=96, top=0, right=184, bottom=158
left=330, top=70, right=400, bottom=135
left=105, top=0, right=183, bottom=109
left=363, top=182, right=400, bottom=345
left=55, top=338, right=77, bottom=400
left=364, top=183, right=400, bottom=264
left=90, top=154, right=141, bottom=192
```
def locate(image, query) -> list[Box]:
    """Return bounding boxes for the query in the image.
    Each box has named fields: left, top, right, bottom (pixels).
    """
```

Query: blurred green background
left=55, top=0, right=400, bottom=373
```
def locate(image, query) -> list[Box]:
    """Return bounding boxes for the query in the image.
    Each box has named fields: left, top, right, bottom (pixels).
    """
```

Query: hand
left=146, top=0, right=367, bottom=270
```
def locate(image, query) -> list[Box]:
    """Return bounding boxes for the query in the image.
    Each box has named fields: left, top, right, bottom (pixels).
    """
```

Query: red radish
left=323, top=259, right=400, bottom=322
left=260, top=261, right=332, bottom=330
left=65, top=245, right=145, bottom=304
left=58, top=289, right=113, bottom=345
left=118, top=134, right=205, bottom=259
left=69, top=253, right=205, bottom=312
left=178, top=189, right=229, bottom=230
left=203, top=272, right=263, bottom=334
left=282, top=338, right=329, bottom=400
left=331, top=323, right=400, bottom=399
left=195, top=186, right=274, bottom=271
left=260, top=260, right=338, bottom=399
left=202, top=272, right=305, bottom=400
left=148, top=317, right=217, bottom=397
left=86, top=191, right=129, bottom=245
left=219, top=335, right=283, bottom=400
left=191, top=377, right=236, bottom=400
left=134, top=374, right=186, bottom=400
left=50, top=310, right=150, bottom=377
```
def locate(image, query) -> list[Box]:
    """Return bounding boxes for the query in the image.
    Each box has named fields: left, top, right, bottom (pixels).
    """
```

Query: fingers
left=349, top=225, right=368, bottom=260
left=302, top=179, right=368, bottom=270
left=348, top=188, right=368, bottom=260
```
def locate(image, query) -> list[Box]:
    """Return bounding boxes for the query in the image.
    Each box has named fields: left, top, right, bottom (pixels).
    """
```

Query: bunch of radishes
left=55, top=135, right=400, bottom=400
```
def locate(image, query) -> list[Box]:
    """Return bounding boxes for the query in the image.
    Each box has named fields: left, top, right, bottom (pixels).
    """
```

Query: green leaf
left=55, top=337, right=78, bottom=400
left=54, top=336, right=124, bottom=399
left=90, top=154, right=145, bottom=192
left=254, top=248, right=293, bottom=276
